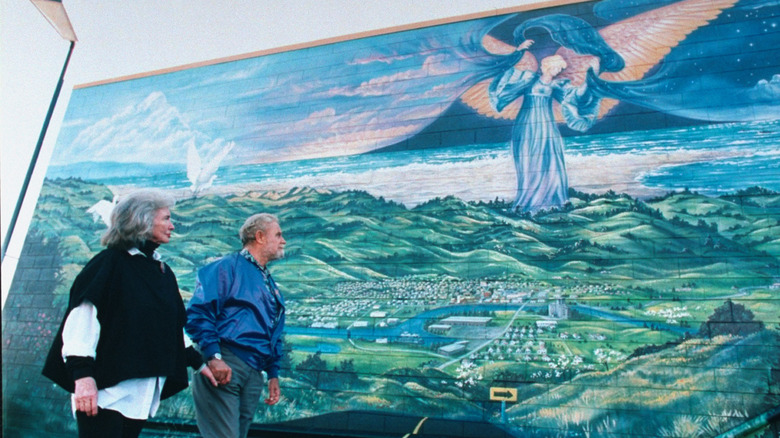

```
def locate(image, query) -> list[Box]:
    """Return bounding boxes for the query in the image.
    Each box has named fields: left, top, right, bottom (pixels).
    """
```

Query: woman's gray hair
left=239, top=213, right=279, bottom=246
left=101, top=190, right=175, bottom=249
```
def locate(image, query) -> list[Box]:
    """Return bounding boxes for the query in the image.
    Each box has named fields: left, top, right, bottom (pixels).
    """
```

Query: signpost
left=490, top=387, right=518, bottom=423
left=490, top=387, right=518, bottom=402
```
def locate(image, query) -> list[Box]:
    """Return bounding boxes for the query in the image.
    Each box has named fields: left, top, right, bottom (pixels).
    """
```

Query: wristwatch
left=209, top=352, right=223, bottom=361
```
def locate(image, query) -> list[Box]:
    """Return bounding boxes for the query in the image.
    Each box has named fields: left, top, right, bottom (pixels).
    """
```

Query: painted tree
left=699, top=299, right=764, bottom=338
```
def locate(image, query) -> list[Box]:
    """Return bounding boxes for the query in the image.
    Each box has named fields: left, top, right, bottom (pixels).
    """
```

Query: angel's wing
left=558, top=0, right=739, bottom=118
left=460, top=35, right=538, bottom=120
left=463, top=0, right=738, bottom=121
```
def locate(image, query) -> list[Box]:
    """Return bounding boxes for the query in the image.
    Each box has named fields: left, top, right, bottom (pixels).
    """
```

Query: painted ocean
left=48, top=120, right=780, bottom=206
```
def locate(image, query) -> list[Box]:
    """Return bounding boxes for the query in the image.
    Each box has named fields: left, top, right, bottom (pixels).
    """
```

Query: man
left=186, top=213, right=286, bottom=438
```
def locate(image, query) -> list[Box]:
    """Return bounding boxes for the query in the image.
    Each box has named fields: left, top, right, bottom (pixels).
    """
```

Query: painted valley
left=17, top=177, right=780, bottom=437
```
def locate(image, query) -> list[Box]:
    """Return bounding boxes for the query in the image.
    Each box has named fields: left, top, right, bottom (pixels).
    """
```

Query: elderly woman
left=43, top=190, right=214, bottom=438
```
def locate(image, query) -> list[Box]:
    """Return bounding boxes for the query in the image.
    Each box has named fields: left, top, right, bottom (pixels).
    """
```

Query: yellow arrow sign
left=490, top=387, right=518, bottom=402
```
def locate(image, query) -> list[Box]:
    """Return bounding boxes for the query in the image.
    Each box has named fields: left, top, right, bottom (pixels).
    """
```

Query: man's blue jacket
left=186, top=252, right=285, bottom=378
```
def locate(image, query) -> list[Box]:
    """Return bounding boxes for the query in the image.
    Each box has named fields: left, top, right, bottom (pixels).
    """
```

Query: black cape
left=42, top=248, right=190, bottom=400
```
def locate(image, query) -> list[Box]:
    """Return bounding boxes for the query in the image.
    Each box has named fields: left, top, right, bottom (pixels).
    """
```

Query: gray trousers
left=192, top=347, right=266, bottom=438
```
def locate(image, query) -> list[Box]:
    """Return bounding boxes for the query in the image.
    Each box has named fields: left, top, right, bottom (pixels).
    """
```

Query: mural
left=3, top=0, right=780, bottom=437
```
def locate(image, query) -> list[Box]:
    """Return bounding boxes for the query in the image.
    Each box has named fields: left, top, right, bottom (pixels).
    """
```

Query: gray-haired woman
left=43, top=190, right=215, bottom=438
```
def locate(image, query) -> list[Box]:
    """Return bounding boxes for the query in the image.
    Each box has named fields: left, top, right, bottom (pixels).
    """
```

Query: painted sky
left=49, top=0, right=780, bottom=168
left=51, top=17, right=491, bottom=166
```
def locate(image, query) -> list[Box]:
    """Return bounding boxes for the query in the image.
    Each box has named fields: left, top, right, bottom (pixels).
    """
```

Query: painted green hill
left=648, top=187, right=780, bottom=255
left=30, top=179, right=779, bottom=299
left=504, top=329, right=780, bottom=437
left=23, top=178, right=780, bottom=437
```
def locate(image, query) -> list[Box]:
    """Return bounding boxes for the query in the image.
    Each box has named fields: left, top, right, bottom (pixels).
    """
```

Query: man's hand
left=74, top=376, right=98, bottom=416
left=264, top=377, right=281, bottom=405
left=208, top=358, right=232, bottom=385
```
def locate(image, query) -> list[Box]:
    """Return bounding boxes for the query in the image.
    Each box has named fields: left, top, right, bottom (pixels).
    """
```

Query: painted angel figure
left=460, top=0, right=739, bottom=212
left=489, top=39, right=601, bottom=212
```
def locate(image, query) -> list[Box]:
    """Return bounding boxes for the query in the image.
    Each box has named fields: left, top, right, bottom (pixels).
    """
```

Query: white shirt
left=62, top=301, right=166, bottom=420
left=61, top=248, right=190, bottom=420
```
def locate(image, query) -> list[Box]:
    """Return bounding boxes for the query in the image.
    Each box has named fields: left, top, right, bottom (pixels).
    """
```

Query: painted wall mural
left=3, top=0, right=780, bottom=437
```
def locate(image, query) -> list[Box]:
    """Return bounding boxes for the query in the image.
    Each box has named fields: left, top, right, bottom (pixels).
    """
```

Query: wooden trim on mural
left=75, top=0, right=587, bottom=89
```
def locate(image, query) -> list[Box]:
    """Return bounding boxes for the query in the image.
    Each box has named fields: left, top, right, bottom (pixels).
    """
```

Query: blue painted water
left=47, top=120, right=780, bottom=200
left=284, top=303, right=693, bottom=347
